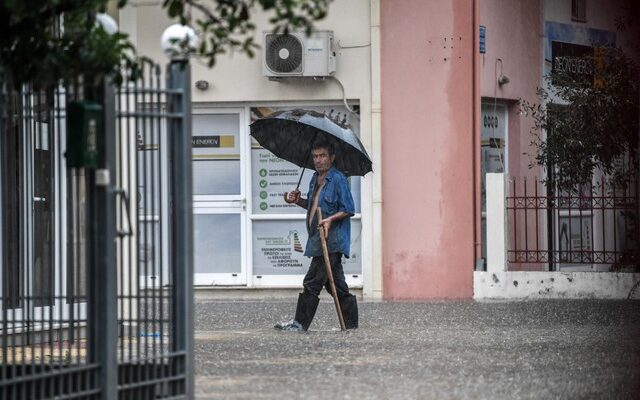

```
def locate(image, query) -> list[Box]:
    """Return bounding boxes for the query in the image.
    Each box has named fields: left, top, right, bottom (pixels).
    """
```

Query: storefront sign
left=253, top=221, right=308, bottom=275
left=252, top=220, right=362, bottom=276
left=251, top=147, right=311, bottom=214
left=551, top=41, right=594, bottom=85
left=191, top=135, right=234, bottom=148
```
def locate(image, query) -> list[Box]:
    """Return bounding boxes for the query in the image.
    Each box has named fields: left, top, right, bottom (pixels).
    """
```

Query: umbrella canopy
left=250, top=109, right=372, bottom=177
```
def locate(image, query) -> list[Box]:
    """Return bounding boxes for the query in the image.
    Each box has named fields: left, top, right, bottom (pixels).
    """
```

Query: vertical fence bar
left=58, top=84, right=66, bottom=399
left=578, top=184, right=583, bottom=262
left=613, top=179, right=618, bottom=265
left=0, top=82, right=7, bottom=395
left=568, top=183, right=574, bottom=264
left=155, top=64, right=167, bottom=393
left=37, top=88, right=45, bottom=400
left=87, top=82, right=118, bottom=400
left=511, top=178, right=517, bottom=263
left=601, top=177, right=606, bottom=265
left=167, top=59, right=194, bottom=399
left=589, top=180, right=595, bottom=264
left=148, top=62, right=158, bottom=395
left=547, top=180, right=555, bottom=270
left=51, top=84, right=59, bottom=400
left=523, top=177, right=529, bottom=261
left=24, top=87, right=32, bottom=391
left=1, top=85, right=7, bottom=394
left=127, top=70, right=135, bottom=369
left=141, top=62, right=150, bottom=397
left=116, top=78, right=123, bottom=367
left=534, top=177, right=540, bottom=261
left=636, top=174, right=640, bottom=267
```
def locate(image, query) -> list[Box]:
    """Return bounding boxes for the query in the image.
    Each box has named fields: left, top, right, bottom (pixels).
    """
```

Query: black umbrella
left=250, top=109, right=372, bottom=189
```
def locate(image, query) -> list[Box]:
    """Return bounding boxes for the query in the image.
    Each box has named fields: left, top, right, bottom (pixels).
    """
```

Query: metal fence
left=1, top=59, right=193, bottom=399
left=507, top=176, right=639, bottom=271
left=114, top=60, right=193, bottom=400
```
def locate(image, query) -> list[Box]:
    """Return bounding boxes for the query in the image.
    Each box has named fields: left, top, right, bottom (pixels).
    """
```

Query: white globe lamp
left=161, top=24, right=199, bottom=60
left=95, top=13, right=118, bottom=35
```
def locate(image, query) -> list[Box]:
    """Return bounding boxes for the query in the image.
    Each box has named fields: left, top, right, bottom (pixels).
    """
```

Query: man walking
left=275, top=141, right=359, bottom=331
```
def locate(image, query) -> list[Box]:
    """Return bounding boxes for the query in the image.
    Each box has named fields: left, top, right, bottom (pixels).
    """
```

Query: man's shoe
left=274, top=319, right=304, bottom=332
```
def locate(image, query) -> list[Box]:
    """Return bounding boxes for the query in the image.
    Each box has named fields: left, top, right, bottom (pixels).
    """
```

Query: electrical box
left=66, top=101, right=103, bottom=168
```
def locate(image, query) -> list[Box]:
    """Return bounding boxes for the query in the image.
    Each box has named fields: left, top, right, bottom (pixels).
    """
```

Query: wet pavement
left=194, top=298, right=640, bottom=399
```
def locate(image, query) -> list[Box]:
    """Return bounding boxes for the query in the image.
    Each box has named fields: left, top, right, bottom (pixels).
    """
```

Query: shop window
left=249, top=105, right=362, bottom=278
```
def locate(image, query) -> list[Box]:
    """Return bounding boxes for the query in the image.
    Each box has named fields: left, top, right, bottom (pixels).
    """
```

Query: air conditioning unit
left=263, top=31, right=336, bottom=78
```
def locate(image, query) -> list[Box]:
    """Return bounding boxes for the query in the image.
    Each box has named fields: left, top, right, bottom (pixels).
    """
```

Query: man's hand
left=318, top=217, right=332, bottom=239
left=318, top=211, right=350, bottom=238
left=284, top=190, right=300, bottom=204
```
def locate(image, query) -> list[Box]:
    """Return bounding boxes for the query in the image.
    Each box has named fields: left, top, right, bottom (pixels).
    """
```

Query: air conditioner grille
left=265, top=34, right=303, bottom=73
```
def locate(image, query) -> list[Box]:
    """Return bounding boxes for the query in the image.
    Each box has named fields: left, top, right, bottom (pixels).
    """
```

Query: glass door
left=192, top=109, right=247, bottom=285
left=247, top=104, right=363, bottom=288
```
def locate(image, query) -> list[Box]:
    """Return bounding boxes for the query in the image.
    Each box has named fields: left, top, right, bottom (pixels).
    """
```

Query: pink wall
left=380, top=0, right=476, bottom=299
left=478, top=0, right=544, bottom=271
left=479, top=1, right=541, bottom=101
left=479, top=0, right=541, bottom=179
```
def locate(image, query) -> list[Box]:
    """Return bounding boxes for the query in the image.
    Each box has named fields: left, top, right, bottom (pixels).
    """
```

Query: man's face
left=312, top=147, right=334, bottom=173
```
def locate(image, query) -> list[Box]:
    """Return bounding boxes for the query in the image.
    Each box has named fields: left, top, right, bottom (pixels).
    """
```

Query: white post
left=487, top=173, right=507, bottom=272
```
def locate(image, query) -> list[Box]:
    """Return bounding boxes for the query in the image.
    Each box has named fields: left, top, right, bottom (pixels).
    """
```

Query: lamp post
left=161, top=23, right=196, bottom=399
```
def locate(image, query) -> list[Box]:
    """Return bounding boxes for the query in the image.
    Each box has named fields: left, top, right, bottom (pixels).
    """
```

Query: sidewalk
left=194, top=298, right=640, bottom=399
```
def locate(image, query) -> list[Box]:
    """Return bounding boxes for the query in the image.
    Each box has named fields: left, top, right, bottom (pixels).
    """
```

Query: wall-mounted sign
left=252, top=220, right=362, bottom=275
left=551, top=41, right=594, bottom=85
left=251, top=147, right=311, bottom=214
left=253, top=221, right=309, bottom=275
left=192, top=135, right=235, bottom=148
left=544, top=21, right=616, bottom=77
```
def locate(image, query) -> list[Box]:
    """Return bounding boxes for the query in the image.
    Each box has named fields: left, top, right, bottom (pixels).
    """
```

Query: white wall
left=123, top=1, right=371, bottom=105
left=475, top=271, right=640, bottom=299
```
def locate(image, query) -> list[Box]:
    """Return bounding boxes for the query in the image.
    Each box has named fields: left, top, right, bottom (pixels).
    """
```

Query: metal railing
left=113, top=60, right=194, bottom=400
left=1, top=59, right=194, bottom=399
left=507, top=176, right=639, bottom=271
left=1, top=82, right=101, bottom=399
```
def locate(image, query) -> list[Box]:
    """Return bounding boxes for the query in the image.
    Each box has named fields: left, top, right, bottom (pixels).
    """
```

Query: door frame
left=190, top=102, right=367, bottom=289
left=191, top=107, right=248, bottom=285
left=480, top=101, right=509, bottom=262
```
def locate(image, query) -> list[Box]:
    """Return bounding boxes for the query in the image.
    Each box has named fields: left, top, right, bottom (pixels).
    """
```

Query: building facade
left=114, top=0, right=638, bottom=299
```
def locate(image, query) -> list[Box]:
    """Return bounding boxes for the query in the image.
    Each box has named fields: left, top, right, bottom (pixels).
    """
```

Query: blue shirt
left=304, top=167, right=355, bottom=258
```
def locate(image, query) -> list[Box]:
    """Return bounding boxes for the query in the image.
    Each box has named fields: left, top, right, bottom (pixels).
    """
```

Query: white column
left=486, top=173, right=507, bottom=272
left=366, top=0, right=383, bottom=299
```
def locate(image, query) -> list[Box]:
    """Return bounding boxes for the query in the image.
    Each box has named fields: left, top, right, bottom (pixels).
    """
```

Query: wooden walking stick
left=317, top=208, right=346, bottom=331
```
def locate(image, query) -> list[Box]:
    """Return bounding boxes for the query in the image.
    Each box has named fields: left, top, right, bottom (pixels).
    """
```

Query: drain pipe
left=472, top=0, right=482, bottom=265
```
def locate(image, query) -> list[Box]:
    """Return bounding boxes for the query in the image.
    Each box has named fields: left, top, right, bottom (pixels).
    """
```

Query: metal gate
left=1, top=59, right=194, bottom=399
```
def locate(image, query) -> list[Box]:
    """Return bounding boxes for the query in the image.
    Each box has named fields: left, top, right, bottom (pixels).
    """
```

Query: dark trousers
left=303, top=253, right=350, bottom=298
left=296, top=253, right=358, bottom=330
